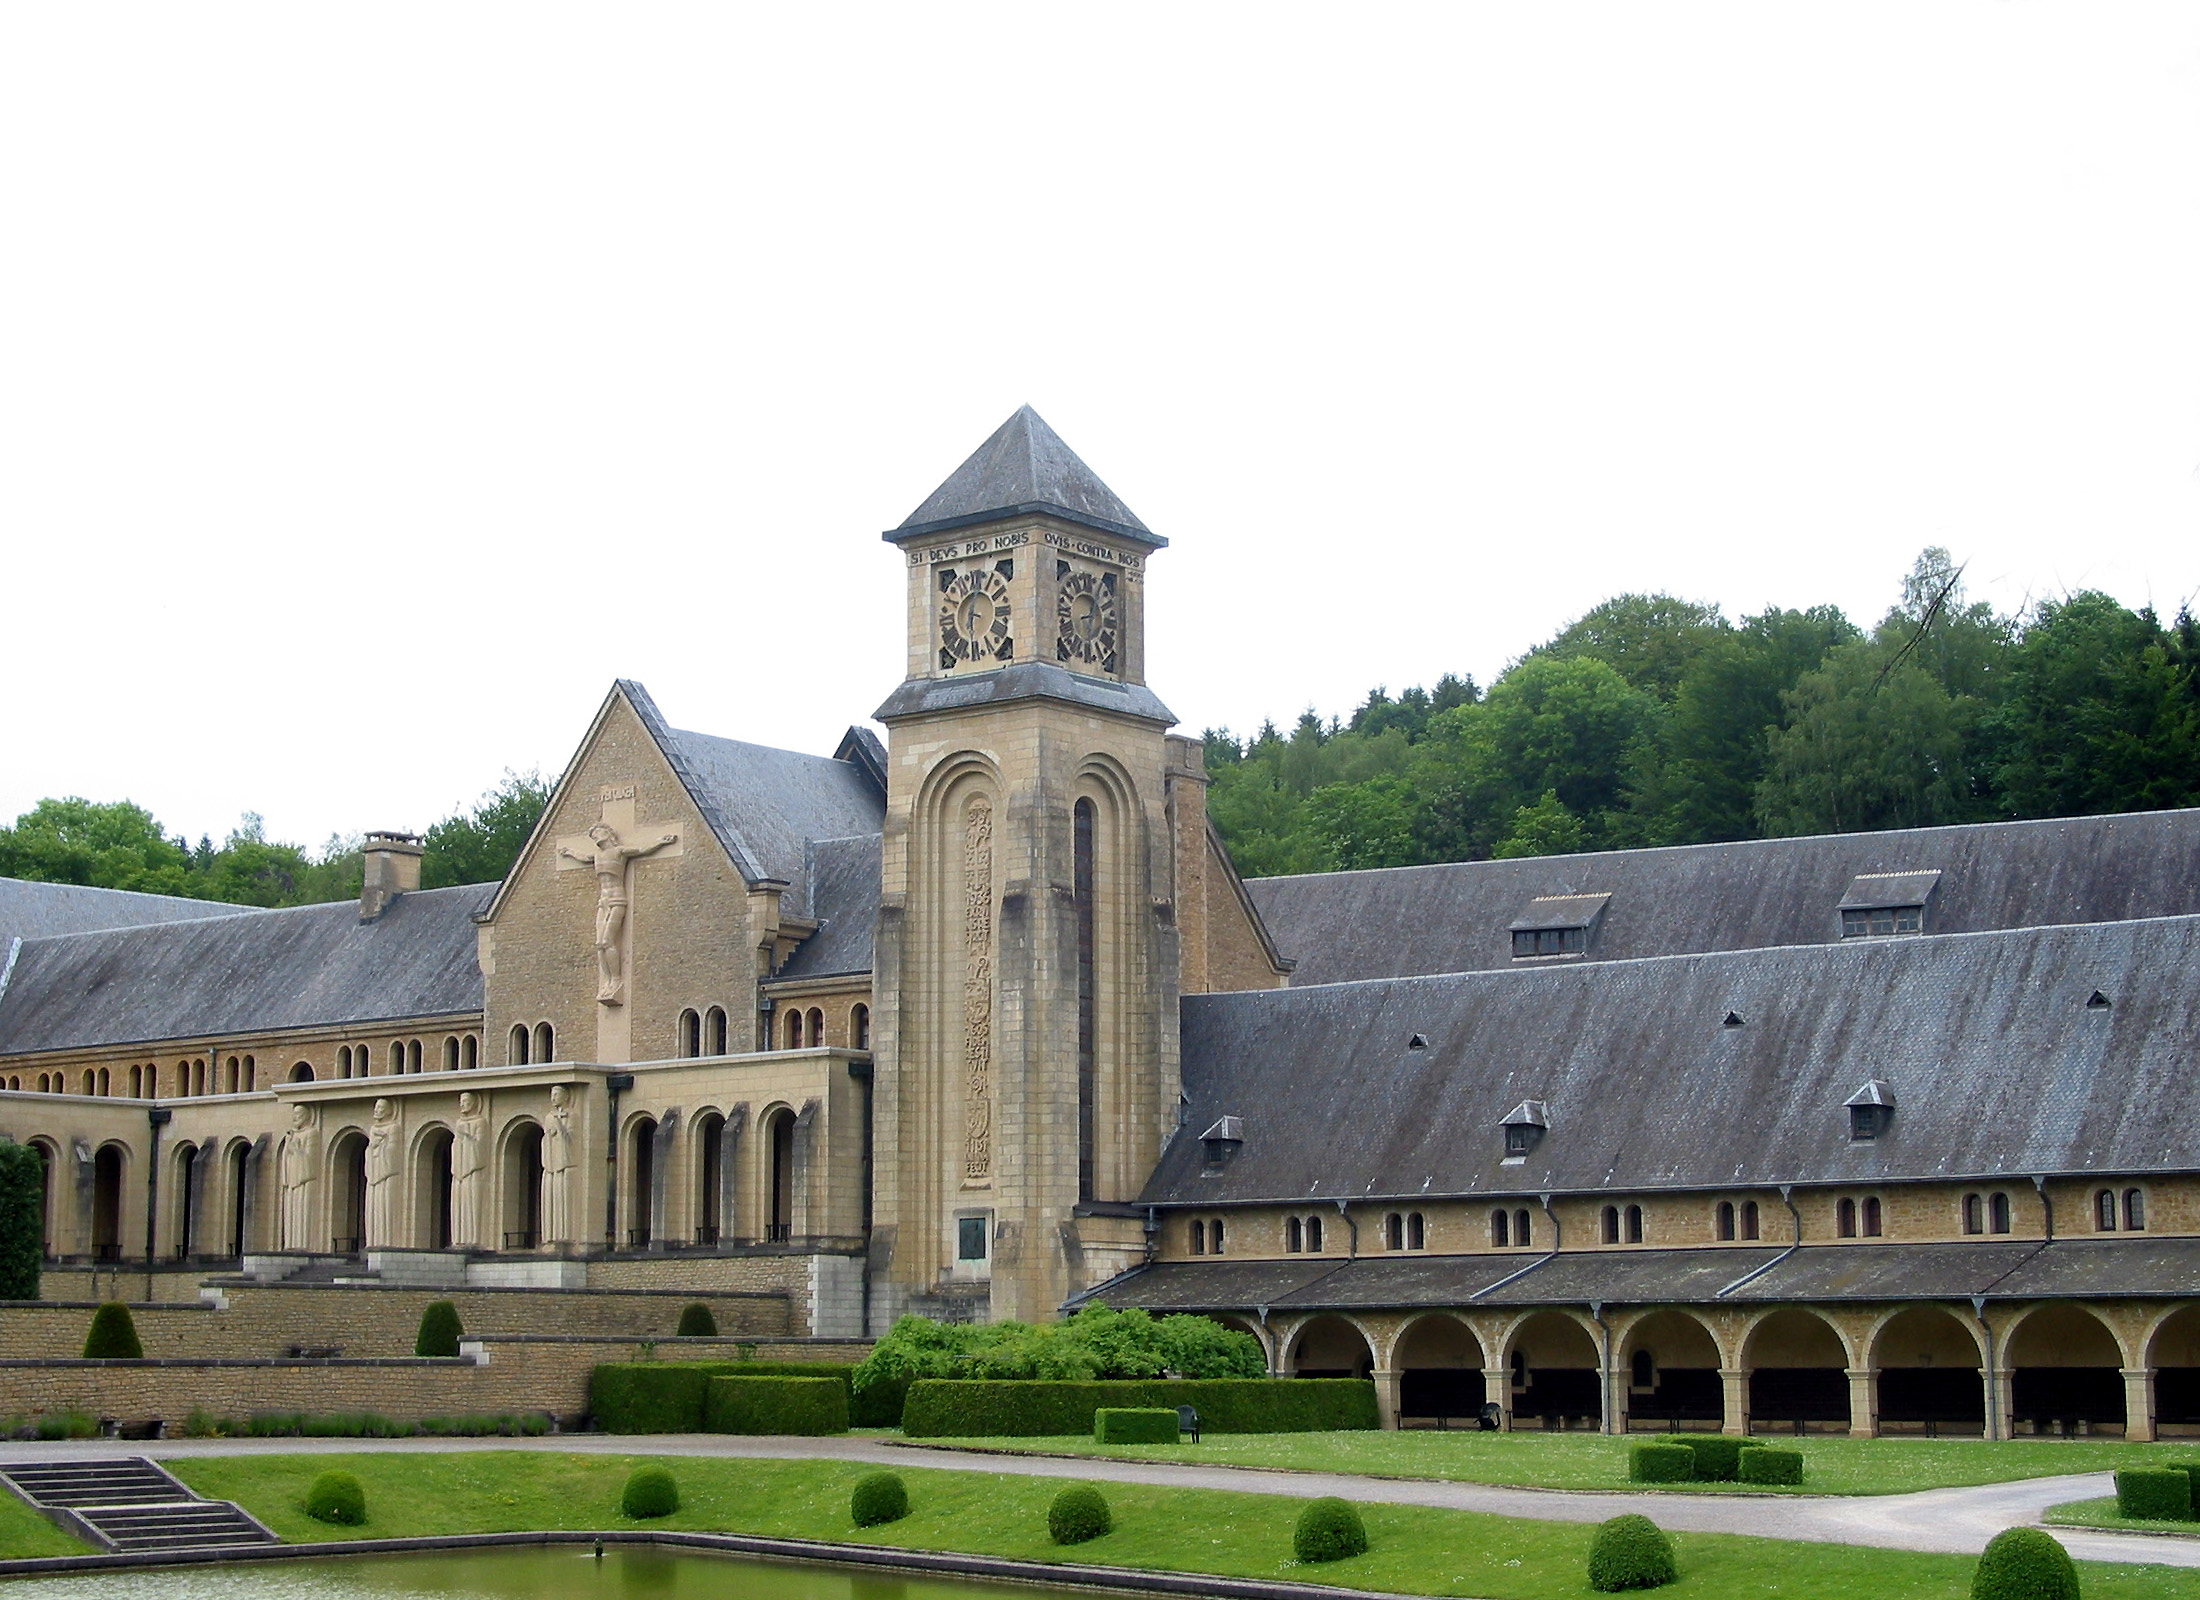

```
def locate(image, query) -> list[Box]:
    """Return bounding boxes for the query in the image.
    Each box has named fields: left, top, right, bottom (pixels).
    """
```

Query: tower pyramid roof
left=891, top=405, right=1163, bottom=546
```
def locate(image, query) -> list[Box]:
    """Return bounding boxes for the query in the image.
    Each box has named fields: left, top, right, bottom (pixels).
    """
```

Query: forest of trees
left=1204, top=549, right=2200, bottom=878
left=0, top=772, right=557, bottom=908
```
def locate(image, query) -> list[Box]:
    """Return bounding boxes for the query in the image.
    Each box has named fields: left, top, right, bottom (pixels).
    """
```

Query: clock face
left=939, top=561, right=1014, bottom=669
left=1055, top=561, right=1119, bottom=674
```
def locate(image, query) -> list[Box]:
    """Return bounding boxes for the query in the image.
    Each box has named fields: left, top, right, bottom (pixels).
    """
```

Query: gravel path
left=1, top=1435, right=2187, bottom=1569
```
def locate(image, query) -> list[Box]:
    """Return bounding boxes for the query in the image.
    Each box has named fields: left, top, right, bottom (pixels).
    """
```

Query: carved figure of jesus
left=559, top=822, right=678, bottom=1005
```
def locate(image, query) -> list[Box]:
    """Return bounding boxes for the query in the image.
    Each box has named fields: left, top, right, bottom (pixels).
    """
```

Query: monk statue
left=542, top=1084, right=575, bottom=1244
left=451, top=1091, right=486, bottom=1249
left=559, top=823, right=677, bottom=1005
left=277, top=1103, right=320, bottom=1251
left=365, top=1097, right=399, bottom=1248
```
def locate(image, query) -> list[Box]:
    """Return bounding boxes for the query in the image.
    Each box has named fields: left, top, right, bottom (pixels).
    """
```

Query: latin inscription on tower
left=963, top=796, right=993, bottom=1182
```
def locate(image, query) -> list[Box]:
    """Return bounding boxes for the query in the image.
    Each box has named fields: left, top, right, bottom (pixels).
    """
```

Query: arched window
left=1384, top=1213, right=1403, bottom=1250
left=849, top=1004, right=869, bottom=1050
left=96, top=1067, right=110, bottom=1096
left=224, top=1057, right=239, bottom=1093
left=1838, top=1198, right=1857, bottom=1238
left=533, top=1022, right=554, bottom=1063
left=1602, top=1205, right=1620, bottom=1244
left=1286, top=1216, right=1302, bottom=1253
left=129, top=1066, right=142, bottom=1098
left=408, top=1039, right=423, bottom=1073
left=1515, top=1208, right=1532, bottom=1247
left=289, top=1061, right=315, bottom=1083
left=1632, top=1348, right=1654, bottom=1388
left=1305, top=1215, right=1323, bottom=1253
left=1209, top=1218, right=1226, bottom=1255
left=707, top=1007, right=729, bottom=1055
left=509, top=1025, right=529, bottom=1066
left=1742, top=1200, right=1760, bottom=1240
left=463, top=1035, right=478, bottom=1070
left=1407, top=1212, right=1425, bottom=1250
left=1989, top=1192, right=2012, bottom=1234
left=243, top=1054, right=256, bottom=1091
left=679, top=1010, right=701, bottom=1059
left=390, top=1041, right=405, bottom=1075
left=1963, top=1193, right=1983, bottom=1234
left=2094, top=1190, right=2116, bottom=1231
left=1492, top=1208, right=1510, bottom=1247
left=806, top=1008, right=824, bottom=1047
left=1716, top=1202, right=1735, bottom=1241
left=784, top=1010, right=802, bottom=1050
left=444, top=1037, right=460, bottom=1071
left=1625, top=1204, right=1644, bottom=1244
left=2125, top=1188, right=2147, bottom=1231
left=1862, top=1196, right=1883, bottom=1237
left=1189, top=1219, right=1205, bottom=1255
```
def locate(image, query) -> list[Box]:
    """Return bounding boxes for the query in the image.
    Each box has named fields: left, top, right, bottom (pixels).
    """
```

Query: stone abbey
left=5, top=407, right=2200, bottom=1440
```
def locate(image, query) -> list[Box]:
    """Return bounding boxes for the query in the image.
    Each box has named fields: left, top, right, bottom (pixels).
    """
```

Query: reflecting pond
left=1, top=1547, right=1097, bottom=1600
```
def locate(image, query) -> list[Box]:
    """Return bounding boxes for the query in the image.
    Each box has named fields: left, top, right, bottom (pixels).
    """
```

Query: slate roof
left=1245, top=808, right=2200, bottom=988
left=892, top=406, right=1163, bottom=547
left=1151, top=913, right=2200, bottom=1207
left=773, top=834, right=883, bottom=980
left=0, top=878, right=254, bottom=946
left=0, top=885, right=492, bottom=1055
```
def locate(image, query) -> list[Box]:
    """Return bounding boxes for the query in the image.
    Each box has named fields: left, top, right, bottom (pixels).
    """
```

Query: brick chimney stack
left=360, top=830, right=425, bottom=920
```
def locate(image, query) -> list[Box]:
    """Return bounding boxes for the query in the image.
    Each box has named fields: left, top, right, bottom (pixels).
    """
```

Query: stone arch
left=758, top=1102, right=798, bottom=1242
left=221, top=1136, right=255, bottom=1258
left=691, top=1107, right=727, bottom=1247
left=2005, top=1302, right=2128, bottom=1433
left=2146, top=1305, right=2200, bottom=1431
left=25, top=1138, right=58, bottom=1259
left=1391, top=1312, right=1487, bottom=1424
left=1498, top=1309, right=1603, bottom=1430
left=410, top=1122, right=455, bottom=1250
left=90, top=1142, right=128, bottom=1262
left=498, top=1117, right=545, bottom=1250
left=1285, top=1313, right=1376, bottom=1380
left=168, top=1140, right=200, bottom=1260
left=912, top=752, right=1007, bottom=1200
left=1743, top=1307, right=1853, bottom=1432
left=1071, top=754, right=1149, bottom=1207
left=1867, top=1304, right=1987, bottom=1434
left=326, top=1127, right=369, bottom=1254
left=289, top=1061, right=315, bottom=1083
left=623, top=1110, right=661, bottom=1248
left=1620, top=1309, right=1724, bottom=1428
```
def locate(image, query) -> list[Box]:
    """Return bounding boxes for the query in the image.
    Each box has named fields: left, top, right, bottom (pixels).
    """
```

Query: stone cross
left=556, top=785, right=681, bottom=1007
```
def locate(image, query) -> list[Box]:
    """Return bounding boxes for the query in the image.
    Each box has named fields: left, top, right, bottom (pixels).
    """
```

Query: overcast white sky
left=4, top=4, right=2196, bottom=852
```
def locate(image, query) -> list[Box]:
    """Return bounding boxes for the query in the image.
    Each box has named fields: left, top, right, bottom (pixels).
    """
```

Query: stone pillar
left=2123, top=1368, right=2156, bottom=1442
left=1987, top=1366, right=2015, bottom=1441
left=1845, top=1368, right=1878, bottom=1439
left=1719, top=1367, right=1749, bottom=1436
left=1483, top=1367, right=1512, bottom=1430
left=1371, top=1367, right=1401, bottom=1430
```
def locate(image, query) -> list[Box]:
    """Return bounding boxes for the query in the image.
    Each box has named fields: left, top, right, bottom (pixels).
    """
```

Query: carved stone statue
left=365, top=1097, right=398, bottom=1247
left=277, top=1103, right=320, bottom=1251
left=451, top=1092, right=486, bottom=1249
left=559, top=822, right=677, bottom=1005
left=542, top=1085, right=575, bottom=1244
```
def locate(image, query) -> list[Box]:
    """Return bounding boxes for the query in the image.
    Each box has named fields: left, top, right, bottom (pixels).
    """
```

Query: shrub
left=675, top=1303, right=718, bottom=1338
left=1738, top=1448, right=1803, bottom=1486
left=1588, top=1513, right=1679, bottom=1592
left=83, top=1303, right=143, bottom=1360
left=247, top=1412, right=305, bottom=1437
left=180, top=1408, right=238, bottom=1439
left=0, top=1140, right=44, bottom=1303
left=1628, top=1443, right=1695, bottom=1484
left=1095, top=1407, right=1180, bottom=1444
left=301, top=1412, right=403, bottom=1438
left=621, top=1466, right=679, bottom=1519
left=414, top=1301, right=464, bottom=1358
left=591, top=1365, right=712, bottom=1433
left=901, top=1378, right=1377, bottom=1438
left=2161, top=1463, right=2200, bottom=1516
left=2116, top=1468, right=2189, bottom=1522
left=1678, top=1435, right=1761, bottom=1483
left=850, top=1471, right=909, bottom=1527
left=1971, top=1526, right=2079, bottom=1600
left=304, top=1471, right=367, bottom=1526
left=34, top=1411, right=97, bottom=1440
left=852, top=1308, right=1267, bottom=1414
left=1048, top=1484, right=1112, bottom=1545
left=1293, top=1497, right=1369, bottom=1564
left=703, top=1376, right=848, bottom=1436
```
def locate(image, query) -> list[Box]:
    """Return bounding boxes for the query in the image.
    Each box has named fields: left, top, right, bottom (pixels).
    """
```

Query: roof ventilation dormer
left=1838, top=871, right=1941, bottom=940
left=2086, top=990, right=2111, bottom=1010
left=1500, top=1100, right=1548, bottom=1162
left=1845, top=1079, right=1896, bottom=1141
left=1509, top=893, right=1610, bottom=961
left=1200, top=1115, right=1245, bottom=1171
left=1723, top=1011, right=1745, bottom=1028
left=1407, top=1033, right=1428, bottom=1051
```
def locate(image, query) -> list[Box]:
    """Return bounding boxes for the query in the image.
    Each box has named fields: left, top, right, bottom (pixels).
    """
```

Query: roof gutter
left=1717, top=1184, right=1804, bottom=1299
left=1471, top=1192, right=1562, bottom=1302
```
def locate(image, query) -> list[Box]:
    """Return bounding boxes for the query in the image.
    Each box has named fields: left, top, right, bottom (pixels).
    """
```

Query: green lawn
left=2046, top=1495, right=2200, bottom=1536
left=0, top=1489, right=88, bottom=1557
left=912, top=1430, right=2172, bottom=1495
left=155, top=1450, right=2198, bottom=1600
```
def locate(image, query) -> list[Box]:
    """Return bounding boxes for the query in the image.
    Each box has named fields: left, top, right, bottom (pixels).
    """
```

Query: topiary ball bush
left=1588, top=1513, right=1679, bottom=1592
left=850, top=1471, right=909, bottom=1527
left=1293, top=1497, right=1370, bottom=1564
left=621, top=1466, right=680, bottom=1519
left=414, top=1300, right=464, bottom=1358
left=304, top=1470, right=367, bottom=1526
left=83, top=1302, right=143, bottom=1360
left=675, top=1302, right=718, bottom=1338
left=1629, top=1443, right=1696, bottom=1484
left=1048, top=1484, right=1113, bottom=1545
left=1971, top=1526, right=2079, bottom=1600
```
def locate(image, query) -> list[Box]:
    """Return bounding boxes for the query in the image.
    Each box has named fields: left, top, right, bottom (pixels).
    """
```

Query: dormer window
left=1199, top=1115, right=1244, bottom=1170
left=1500, top=1100, right=1548, bottom=1159
left=1509, top=894, right=1610, bottom=961
left=1845, top=1079, right=1895, bottom=1140
left=1838, top=871, right=1940, bottom=939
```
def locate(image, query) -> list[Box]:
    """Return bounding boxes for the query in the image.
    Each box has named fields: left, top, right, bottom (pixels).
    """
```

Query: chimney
left=360, top=831, right=424, bottom=921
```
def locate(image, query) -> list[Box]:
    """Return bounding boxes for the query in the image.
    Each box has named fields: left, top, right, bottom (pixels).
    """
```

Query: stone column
left=2123, top=1368, right=2157, bottom=1443
left=1845, top=1368, right=1878, bottom=1438
left=1987, top=1366, right=2015, bottom=1441
left=1483, top=1367, right=1512, bottom=1430
left=1719, top=1367, right=1750, bottom=1436
left=1371, top=1368, right=1401, bottom=1430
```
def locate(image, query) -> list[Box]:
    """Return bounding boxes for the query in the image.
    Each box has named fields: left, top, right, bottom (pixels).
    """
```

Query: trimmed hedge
left=675, top=1303, right=718, bottom=1338
left=1678, top=1435, right=1761, bottom=1483
left=590, top=1361, right=871, bottom=1432
left=1293, top=1497, right=1369, bottom=1563
left=1589, top=1514, right=1678, bottom=1592
left=2163, top=1462, right=2200, bottom=1515
left=1971, top=1526, right=2079, bottom=1600
left=415, top=1301, right=463, bottom=1358
left=850, top=1472, right=909, bottom=1527
left=1049, top=1484, right=1113, bottom=1545
left=1628, top=1443, right=1695, bottom=1484
left=902, top=1378, right=1378, bottom=1438
left=622, top=1466, right=679, bottom=1519
left=304, top=1471, right=366, bottom=1526
left=0, top=1140, right=44, bottom=1303
left=1738, top=1448, right=1803, bottom=1486
left=2116, top=1467, right=2190, bottom=1522
left=83, top=1303, right=143, bottom=1360
left=1095, top=1407, right=1180, bottom=1444
left=703, top=1376, right=848, bottom=1436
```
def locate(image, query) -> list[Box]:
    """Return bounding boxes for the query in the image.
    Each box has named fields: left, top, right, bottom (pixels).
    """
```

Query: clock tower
left=868, top=406, right=1184, bottom=1325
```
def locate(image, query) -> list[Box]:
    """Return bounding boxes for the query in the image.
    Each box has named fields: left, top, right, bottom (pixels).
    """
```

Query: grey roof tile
left=892, top=406, right=1162, bottom=546
left=658, top=725, right=883, bottom=915
left=774, top=834, right=883, bottom=980
left=0, top=878, right=254, bottom=946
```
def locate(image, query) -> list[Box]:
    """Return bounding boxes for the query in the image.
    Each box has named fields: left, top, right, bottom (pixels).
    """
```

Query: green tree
left=0, top=798, right=193, bottom=894
left=421, top=770, right=558, bottom=888
left=1492, top=790, right=1587, bottom=859
left=0, top=1140, right=44, bottom=1302
left=1536, top=594, right=1731, bottom=701
left=1303, top=776, right=1418, bottom=870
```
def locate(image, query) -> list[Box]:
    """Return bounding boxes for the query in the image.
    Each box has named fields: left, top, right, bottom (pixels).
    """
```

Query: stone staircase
left=0, top=1457, right=278, bottom=1553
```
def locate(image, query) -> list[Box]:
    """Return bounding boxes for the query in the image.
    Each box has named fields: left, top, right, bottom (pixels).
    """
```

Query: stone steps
left=0, top=1457, right=278, bottom=1552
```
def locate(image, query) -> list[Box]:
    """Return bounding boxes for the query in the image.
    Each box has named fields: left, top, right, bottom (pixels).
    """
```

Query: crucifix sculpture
left=560, top=820, right=678, bottom=1004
